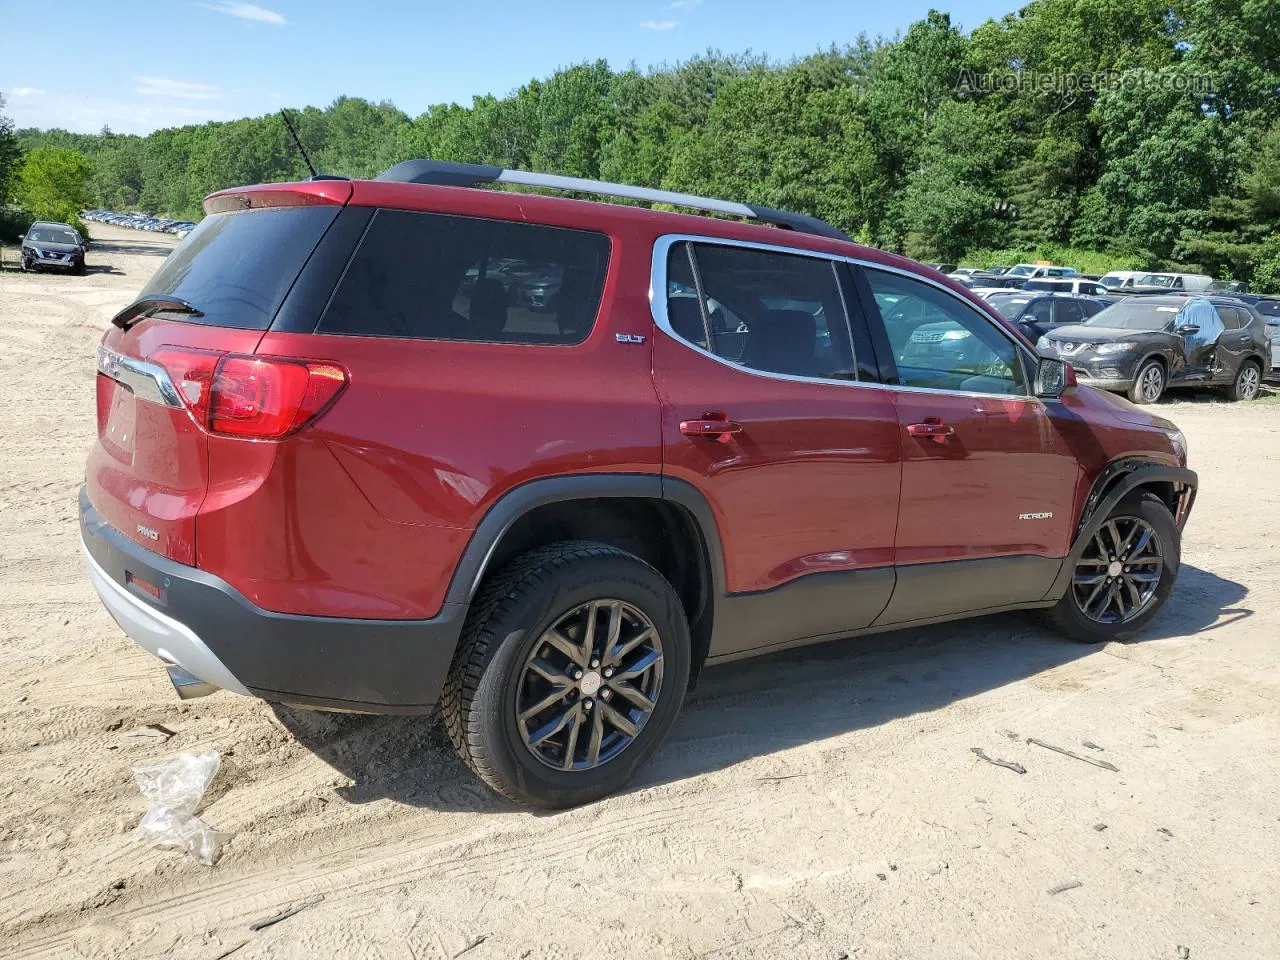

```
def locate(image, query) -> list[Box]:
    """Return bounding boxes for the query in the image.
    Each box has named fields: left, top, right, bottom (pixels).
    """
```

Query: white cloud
left=199, top=1, right=287, bottom=25
left=640, top=19, right=680, bottom=31
left=135, top=76, right=221, bottom=101
left=670, top=0, right=703, bottom=8
left=5, top=91, right=233, bottom=134
left=11, top=86, right=46, bottom=97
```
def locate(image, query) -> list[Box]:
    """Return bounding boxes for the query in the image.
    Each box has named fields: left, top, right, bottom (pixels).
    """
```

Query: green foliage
left=960, top=244, right=1147, bottom=275
left=12, top=1, right=1280, bottom=279
left=0, top=93, right=21, bottom=207
left=14, top=147, right=92, bottom=234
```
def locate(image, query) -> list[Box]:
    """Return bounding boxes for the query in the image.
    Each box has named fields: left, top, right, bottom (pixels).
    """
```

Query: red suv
left=82, top=162, right=1197, bottom=807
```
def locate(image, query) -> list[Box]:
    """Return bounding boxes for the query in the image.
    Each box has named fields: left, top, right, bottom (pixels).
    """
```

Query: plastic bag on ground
left=132, top=751, right=230, bottom=865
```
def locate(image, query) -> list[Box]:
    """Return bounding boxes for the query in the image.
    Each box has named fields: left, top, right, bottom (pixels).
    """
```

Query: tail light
left=152, top=347, right=347, bottom=439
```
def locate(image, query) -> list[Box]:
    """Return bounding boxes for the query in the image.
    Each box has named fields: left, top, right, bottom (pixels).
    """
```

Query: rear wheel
left=1046, top=491, right=1179, bottom=644
left=441, top=541, right=691, bottom=808
left=1228, top=360, right=1261, bottom=401
left=1128, top=359, right=1165, bottom=404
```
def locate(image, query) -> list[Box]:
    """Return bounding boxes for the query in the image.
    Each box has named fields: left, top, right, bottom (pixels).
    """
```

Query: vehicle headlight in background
left=1167, top=428, right=1187, bottom=465
left=1036, top=335, right=1052, bottom=351
left=1094, top=341, right=1137, bottom=355
left=941, top=329, right=971, bottom=341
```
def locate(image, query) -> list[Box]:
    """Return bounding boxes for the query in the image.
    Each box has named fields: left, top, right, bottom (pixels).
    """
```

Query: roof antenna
left=279, top=108, right=319, bottom=179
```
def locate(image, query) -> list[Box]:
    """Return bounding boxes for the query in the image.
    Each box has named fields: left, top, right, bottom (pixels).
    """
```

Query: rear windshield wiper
left=111, top=294, right=205, bottom=330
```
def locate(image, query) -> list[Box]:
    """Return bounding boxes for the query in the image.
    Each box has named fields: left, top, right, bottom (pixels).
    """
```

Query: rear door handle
left=680, top=418, right=743, bottom=442
left=907, top=420, right=955, bottom=443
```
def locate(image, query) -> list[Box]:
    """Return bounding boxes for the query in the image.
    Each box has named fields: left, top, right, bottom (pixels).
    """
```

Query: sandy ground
left=1, top=223, right=1279, bottom=959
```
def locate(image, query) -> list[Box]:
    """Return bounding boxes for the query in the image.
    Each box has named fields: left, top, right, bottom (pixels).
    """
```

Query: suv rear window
left=138, top=206, right=340, bottom=330
left=319, top=210, right=610, bottom=344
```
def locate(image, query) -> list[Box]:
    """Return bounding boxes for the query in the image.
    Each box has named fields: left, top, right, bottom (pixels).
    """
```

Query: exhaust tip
left=165, top=664, right=220, bottom=700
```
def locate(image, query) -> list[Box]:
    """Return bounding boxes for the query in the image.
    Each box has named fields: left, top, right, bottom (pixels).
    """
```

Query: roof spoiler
left=375, top=160, right=851, bottom=242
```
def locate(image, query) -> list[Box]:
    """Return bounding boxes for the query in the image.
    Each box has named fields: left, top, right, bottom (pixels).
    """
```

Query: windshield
left=1006, top=265, right=1037, bottom=278
left=28, top=226, right=79, bottom=245
left=993, top=297, right=1032, bottom=319
left=1137, top=273, right=1177, bottom=287
left=1086, top=301, right=1179, bottom=330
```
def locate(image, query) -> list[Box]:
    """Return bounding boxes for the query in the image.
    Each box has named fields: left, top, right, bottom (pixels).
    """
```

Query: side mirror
left=1035, top=356, right=1072, bottom=398
left=1176, top=324, right=1200, bottom=335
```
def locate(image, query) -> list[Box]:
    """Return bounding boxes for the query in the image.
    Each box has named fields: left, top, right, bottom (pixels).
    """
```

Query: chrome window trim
left=97, top=345, right=183, bottom=408
left=648, top=233, right=1043, bottom=403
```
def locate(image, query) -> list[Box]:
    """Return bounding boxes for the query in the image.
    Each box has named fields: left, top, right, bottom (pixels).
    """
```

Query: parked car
left=1208, top=280, right=1249, bottom=293
left=1098, top=270, right=1149, bottom=292
left=1038, top=295, right=1270, bottom=403
left=81, top=162, right=1197, bottom=807
left=1023, top=277, right=1112, bottom=297
left=1129, top=272, right=1214, bottom=294
left=1005, top=263, right=1079, bottom=281
left=989, top=292, right=1108, bottom=339
left=20, top=221, right=88, bottom=275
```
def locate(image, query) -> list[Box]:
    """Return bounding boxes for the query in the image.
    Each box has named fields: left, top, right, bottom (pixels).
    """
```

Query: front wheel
left=1128, top=359, right=1165, bottom=404
left=441, top=541, right=691, bottom=808
left=1046, top=491, right=1180, bottom=644
left=1228, top=360, right=1261, bottom=402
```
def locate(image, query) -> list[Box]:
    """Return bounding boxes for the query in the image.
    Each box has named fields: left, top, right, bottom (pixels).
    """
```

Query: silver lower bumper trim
left=81, top=538, right=249, bottom=696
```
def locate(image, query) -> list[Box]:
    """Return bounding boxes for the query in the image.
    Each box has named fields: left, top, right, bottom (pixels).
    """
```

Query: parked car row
left=82, top=209, right=196, bottom=238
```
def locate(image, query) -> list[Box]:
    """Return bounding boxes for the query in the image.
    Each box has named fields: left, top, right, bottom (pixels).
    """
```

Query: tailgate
left=85, top=198, right=344, bottom=564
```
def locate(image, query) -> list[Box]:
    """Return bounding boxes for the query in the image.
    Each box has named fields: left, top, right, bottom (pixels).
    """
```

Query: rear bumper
left=79, top=488, right=464, bottom=714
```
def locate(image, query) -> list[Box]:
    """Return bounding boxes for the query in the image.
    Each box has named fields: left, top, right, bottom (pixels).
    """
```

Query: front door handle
left=907, top=419, right=955, bottom=443
left=680, top=418, right=742, bottom=442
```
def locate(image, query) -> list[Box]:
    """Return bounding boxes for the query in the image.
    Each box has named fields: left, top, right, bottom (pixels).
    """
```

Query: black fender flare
left=441, top=473, right=728, bottom=610
left=1045, top=461, right=1197, bottom=600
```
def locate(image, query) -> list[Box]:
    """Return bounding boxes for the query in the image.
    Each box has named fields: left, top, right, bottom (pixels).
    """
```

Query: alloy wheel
left=1071, top=517, right=1163, bottom=623
left=515, top=599, right=664, bottom=771
left=1139, top=363, right=1164, bottom=402
left=1238, top=364, right=1260, bottom=400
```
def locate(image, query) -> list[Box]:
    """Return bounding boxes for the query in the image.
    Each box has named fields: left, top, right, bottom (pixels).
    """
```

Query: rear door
left=653, top=238, right=901, bottom=657
left=87, top=195, right=346, bottom=564
left=855, top=265, right=1080, bottom=624
left=1213, top=305, right=1253, bottom=380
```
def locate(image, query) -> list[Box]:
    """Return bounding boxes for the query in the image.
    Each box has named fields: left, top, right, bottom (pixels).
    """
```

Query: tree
left=14, top=147, right=93, bottom=232
left=0, top=93, right=21, bottom=208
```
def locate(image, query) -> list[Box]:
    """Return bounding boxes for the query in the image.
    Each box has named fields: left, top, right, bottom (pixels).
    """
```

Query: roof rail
left=375, top=159, right=851, bottom=242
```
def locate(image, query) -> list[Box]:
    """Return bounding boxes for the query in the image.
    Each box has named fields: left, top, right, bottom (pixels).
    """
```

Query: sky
left=3, top=0, right=1014, bottom=135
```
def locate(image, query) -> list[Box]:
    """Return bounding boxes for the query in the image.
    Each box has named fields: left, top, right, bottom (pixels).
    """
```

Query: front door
left=653, top=239, right=902, bottom=658
left=855, top=265, right=1080, bottom=625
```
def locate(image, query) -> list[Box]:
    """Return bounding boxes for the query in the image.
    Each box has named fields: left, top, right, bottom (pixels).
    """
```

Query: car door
left=1214, top=305, right=1253, bottom=381
left=853, top=264, right=1080, bottom=625
left=1176, top=300, right=1225, bottom=381
left=652, top=238, right=901, bottom=658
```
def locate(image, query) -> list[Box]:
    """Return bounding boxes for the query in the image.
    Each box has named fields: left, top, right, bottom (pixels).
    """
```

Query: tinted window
left=1080, top=299, right=1105, bottom=318
left=1216, top=304, right=1241, bottom=329
left=665, top=242, right=708, bottom=349
left=321, top=210, right=610, bottom=344
left=1053, top=299, right=1085, bottom=325
left=993, top=297, right=1031, bottom=319
left=1028, top=299, right=1054, bottom=323
left=672, top=243, right=856, bottom=381
left=866, top=268, right=1027, bottom=396
left=140, top=206, right=339, bottom=329
left=1255, top=300, right=1280, bottom=318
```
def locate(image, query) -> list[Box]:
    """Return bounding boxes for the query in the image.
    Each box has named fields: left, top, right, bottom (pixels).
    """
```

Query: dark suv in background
left=21, top=221, right=88, bottom=274
left=82, top=162, right=1196, bottom=807
left=1038, top=295, right=1271, bottom=403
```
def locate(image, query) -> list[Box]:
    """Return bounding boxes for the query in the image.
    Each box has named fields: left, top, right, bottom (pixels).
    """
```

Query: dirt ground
left=2, top=224, right=1278, bottom=959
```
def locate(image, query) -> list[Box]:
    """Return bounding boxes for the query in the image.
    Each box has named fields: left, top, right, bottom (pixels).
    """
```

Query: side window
left=1080, top=299, right=1104, bottom=318
left=1053, top=299, right=1084, bottom=325
left=668, top=242, right=857, bottom=381
left=1214, top=304, right=1239, bottom=329
left=320, top=209, right=610, bottom=344
left=1028, top=299, right=1054, bottom=324
left=864, top=268, right=1028, bottom=396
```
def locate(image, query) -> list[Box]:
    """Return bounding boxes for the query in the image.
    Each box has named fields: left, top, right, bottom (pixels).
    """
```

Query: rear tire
left=1046, top=491, right=1179, bottom=644
left=1128, top=359, right=1165, bottom=404
left=441, top=541, right=691, bottom=808
left=1227, top=360, right=1261, bottom=402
